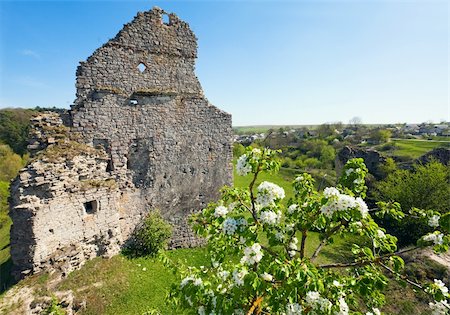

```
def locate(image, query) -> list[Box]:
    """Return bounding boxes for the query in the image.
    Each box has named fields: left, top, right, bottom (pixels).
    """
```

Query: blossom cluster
left=214, top=205, right=228, bottom=218
left=232, top=268, right=248, bottom=286
left=256, top=181, right=285, bottom=207
left=240, top=243, right=263, bottom=265
left=222, top=217, right=247, bottom=235
left=320, top=187, right=369, bottom=218
left=236, top=154, right=252, bottom=176
left=428, top=215, right=441, bottom=227
left=423, top=232, right=445, bottom=245
left=260, top=210, right=281, bottom=225
left=429, top=300, right=450, bottom=315
left=305, top=291, right=332, bottom=313
left=180, top=275, right=203, bottom=288
left=285, top=303, right=302, bottom=315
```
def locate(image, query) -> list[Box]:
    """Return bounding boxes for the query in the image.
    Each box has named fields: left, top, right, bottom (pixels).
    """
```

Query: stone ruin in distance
left=9, top=7, right=232, bottom=279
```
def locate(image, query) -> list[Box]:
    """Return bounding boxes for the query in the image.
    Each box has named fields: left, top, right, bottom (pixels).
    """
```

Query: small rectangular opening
left=84, top=200, right=98, bottom=214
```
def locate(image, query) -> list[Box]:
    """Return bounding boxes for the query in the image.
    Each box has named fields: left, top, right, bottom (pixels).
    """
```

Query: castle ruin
left=9, top=7, right=232, bottom=278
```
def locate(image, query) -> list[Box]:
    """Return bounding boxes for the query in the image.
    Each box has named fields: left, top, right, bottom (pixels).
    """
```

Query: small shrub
left=124, top=210, right=172, bottom=257
left=43, top=296, right=65, bottom=315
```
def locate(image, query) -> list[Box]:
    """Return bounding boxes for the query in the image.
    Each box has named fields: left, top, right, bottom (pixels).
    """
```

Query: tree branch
left=300, top=230, right=307, bottom=259
left=310, top=221, right=345, bottom=261
left=318, top=246, right=421, bottom=269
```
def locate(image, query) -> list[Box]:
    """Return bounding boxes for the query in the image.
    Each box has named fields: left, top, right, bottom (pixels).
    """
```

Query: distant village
left=234, top=122, right=450, bottom=145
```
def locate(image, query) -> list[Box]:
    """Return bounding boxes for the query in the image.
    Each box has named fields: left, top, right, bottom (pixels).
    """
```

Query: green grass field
left=390, top=139, right=449, bottom=159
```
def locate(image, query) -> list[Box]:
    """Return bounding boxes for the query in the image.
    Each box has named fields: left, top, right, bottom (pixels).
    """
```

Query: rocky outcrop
left=417, top=147, right=450, bottom=166
left=336, top=146, right=386, bottom=180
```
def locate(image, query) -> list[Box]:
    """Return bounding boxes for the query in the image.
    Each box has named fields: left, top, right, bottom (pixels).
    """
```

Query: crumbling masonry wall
left=10, top=7, right=232, bottom=278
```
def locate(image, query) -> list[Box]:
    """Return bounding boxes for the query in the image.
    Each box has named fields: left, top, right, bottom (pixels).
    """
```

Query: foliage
left=43, top=296, right=65, bottom=315
left=282, top=139, right=336, bottom=170
left=0, top=108, right=37, bottom=155
left=0, top=144, right=27, bottom=182
left=167, top=147, right=449, bottom=315
left=370, top=130, right=392, bottom=144
left=123, top=210, right=173, bottom=258
left=375, top=161, right=450, bottom=246
left=233, top=143, right=246, bottom=158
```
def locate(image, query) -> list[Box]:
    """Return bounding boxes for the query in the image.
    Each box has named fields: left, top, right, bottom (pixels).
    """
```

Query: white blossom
left=252, top=148, right=261, bottom=155
left=376, top=229, right=386, bottom=239
left=193, top=278, right=203, bottom=286
left=429, top=300, right=450, bottom=315
left=289, top=237, right=298, bottom=250
left=275, top=232, right=284, bottom=241
left=261, top=272, right=273, bottom=282
left=181, top=276, right=203, bottom=288
left=321, top=188, right=368, bottom=218
left=233, top=309, right=245, bottom=315
left=236, top=154, right=251, bottom=176
left=260, top=210, right=281, bottom=225
left=337, top=297, right=349, bottom=315
left=355, top=197, right=369, bottom=218
left=345, top=168, right=354, bottom=176
left=429, top=215, right=441, bottom=228
left=256, top=181, right=285, bottom=207
left=223, top=218, right=238, bottom=235
left=198, top=306, right=205, bottom=315
left=241, top=243, right=263, bottom=265
left=323, top=187, right=340, bottom=198
left=288, top=204, right=299, bottom=214
left=218, top=270, right=230, bottom=280
left=286, top=303, right=303, bottom=315
left=366, top=308, right=381, bottom=315
left=214, top=205, right=228, bottom=217
left=306, top=291, right=320, bottom=304
left=434, top=279, right=449, bottom=295
left=423, top=233, right=444, bottom=245
left=232, top=269, right=248, bottom=286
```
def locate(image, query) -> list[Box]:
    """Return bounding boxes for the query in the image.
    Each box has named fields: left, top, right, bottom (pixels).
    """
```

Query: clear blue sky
left=0, top=1, right=448, bottom=126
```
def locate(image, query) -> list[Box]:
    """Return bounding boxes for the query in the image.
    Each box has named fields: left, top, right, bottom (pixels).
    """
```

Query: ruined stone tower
left=10, top=7, right=232, bottom=278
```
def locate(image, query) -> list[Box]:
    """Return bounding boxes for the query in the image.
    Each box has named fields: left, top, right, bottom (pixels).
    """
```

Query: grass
left=52, top=232, right=357, bottom=314
left=390, top=139, right=449, bottom=159
left=233, top=166, right=296, bottom=200
left=57, top=248, right=210, bottom=315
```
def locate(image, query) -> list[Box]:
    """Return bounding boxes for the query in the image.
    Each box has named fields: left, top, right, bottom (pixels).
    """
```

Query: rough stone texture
left=336, top=146, right=386, bottom=180
left=417, top=147, right=450, bottom=166
left=10, top=7, right=232, bottom=279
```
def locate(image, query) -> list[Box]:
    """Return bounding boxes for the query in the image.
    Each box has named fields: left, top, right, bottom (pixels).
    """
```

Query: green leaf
left=439, top=212, right=450, bottom=233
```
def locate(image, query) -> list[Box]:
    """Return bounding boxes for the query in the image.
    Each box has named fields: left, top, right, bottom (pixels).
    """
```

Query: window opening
left=137, top=63, right=146, bottom=73
left=84, top=200, right=98, bottom=214
left=162, top=14, right=170, bottom=25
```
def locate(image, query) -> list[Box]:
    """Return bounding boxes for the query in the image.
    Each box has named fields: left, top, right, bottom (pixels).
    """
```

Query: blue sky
left=0, top=0, right=448, bottom=126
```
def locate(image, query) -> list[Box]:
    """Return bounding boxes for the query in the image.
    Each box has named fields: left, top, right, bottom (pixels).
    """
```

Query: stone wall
left=10, top=7, right=232, bottom=278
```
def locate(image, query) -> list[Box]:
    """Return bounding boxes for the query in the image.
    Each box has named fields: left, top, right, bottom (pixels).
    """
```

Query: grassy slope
left=391, top=139, right=449, bottom=159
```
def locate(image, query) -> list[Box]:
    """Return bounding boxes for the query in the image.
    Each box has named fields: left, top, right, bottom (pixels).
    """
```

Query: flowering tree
left=168, top=147, right=450, bottom=315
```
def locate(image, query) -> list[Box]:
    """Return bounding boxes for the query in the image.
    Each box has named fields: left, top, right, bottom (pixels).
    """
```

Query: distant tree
left=379, top=157, right=397, bottom=178
left=349, top=116, right=362, bottom=126
left=0, top=144, right=27, bottom=182
left=0, top=108, right=37, bottom=155
left=233, top=143, right=246, bottom=158
left=316, top=123, right=334, bottom=138
left=370, top=129, right=392, bottom=144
